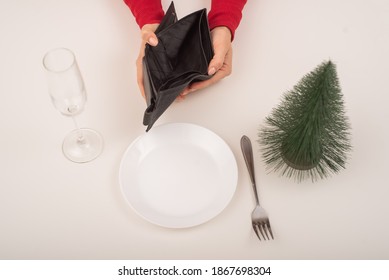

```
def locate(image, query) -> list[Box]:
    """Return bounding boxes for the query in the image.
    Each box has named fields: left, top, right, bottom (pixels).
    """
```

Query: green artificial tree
left=259, top=60, right=351, bottom=182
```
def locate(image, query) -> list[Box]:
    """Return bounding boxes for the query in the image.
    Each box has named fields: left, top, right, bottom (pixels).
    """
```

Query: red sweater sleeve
left=123, top=0, right=247, bottom=40
left=208, top=0, right=247, bottom=40
left=123, top=0, right=164, bottom=28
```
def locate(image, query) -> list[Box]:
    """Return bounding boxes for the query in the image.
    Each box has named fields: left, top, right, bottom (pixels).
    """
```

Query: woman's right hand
left=136, top=23, right=159, bottom=99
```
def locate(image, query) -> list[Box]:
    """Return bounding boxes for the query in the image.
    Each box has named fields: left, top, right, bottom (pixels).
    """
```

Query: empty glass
left=43, top=48, right=103, bottom=163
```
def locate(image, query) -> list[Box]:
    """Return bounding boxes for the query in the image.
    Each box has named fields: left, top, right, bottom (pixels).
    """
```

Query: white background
left=1, top=0, right=388, bottom=259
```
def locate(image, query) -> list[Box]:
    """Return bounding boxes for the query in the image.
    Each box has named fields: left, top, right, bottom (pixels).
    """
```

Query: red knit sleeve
left=123, top=0, right=164, bottom=28
left=208, top=0, right=247, bottom=40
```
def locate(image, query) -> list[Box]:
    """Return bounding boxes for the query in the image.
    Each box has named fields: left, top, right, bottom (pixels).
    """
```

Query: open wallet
left=142, top=2, right=214, bottom=131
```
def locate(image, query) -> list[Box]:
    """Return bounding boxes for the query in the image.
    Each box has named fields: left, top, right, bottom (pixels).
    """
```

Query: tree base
left=281, top=152, right=320, bottom=171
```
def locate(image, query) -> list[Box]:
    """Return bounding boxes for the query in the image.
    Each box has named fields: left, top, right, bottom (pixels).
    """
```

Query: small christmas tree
left=259, top=60, right=351, bottom=182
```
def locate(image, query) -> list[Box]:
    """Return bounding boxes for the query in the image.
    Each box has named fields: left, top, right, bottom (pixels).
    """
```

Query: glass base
left=62, top=128, right=103, bottom=163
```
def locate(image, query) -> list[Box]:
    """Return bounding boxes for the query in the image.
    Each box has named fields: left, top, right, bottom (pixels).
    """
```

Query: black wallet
left=142, top=2, right=214, bottom=131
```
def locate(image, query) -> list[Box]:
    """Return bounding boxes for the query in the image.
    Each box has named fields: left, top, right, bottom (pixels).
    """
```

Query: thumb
left=207, top=47, right=228, bottom=75
left=141, top=28, right=158, bottom=46
left=207, top=56, right=222, bottom=76
left=147, top=34, right=158, bottom=46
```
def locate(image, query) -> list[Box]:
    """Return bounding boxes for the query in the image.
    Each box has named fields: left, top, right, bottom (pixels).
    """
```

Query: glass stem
left=72, top=116, right=86, bottom=144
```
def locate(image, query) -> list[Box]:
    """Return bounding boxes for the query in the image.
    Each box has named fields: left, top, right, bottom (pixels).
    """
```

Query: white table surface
left=1, top=0, right=389, bottom=259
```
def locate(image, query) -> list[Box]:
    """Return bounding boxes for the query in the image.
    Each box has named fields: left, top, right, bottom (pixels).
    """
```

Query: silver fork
left=240, top=135, right=274, bottom=241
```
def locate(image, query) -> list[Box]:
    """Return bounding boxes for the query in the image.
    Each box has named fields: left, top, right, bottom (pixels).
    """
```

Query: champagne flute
left=43, top=48, right=103, bottom=163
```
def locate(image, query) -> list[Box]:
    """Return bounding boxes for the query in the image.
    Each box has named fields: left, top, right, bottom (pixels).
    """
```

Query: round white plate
left=119, top=123, right=238, bottom=228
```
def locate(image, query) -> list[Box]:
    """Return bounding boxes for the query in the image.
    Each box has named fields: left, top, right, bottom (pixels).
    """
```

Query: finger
left=208, top=42, right=230, bottom=75
left=208, top=50, right=227, bottom=75
left=194, top=70, right=228, bottom=90
left=182, top=50, right=232, bottom=96
left=141, top=31, right=158, bottom=46
left=182, top=70, right=227, bottom=96
left=184, top=46, right=233, bottom=96
left=147, top=35, right=158, bottom=46
left=176, top=94, right=185, bottom=102
left=180, top=86, right=191, bottom=96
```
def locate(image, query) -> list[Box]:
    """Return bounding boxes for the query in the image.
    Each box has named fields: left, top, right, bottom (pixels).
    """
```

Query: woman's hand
left=136, top=23, right=159, bottom=99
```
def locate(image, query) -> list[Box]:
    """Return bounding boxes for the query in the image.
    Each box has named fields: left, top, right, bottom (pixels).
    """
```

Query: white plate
left=119, top=123, right=238, bottom=228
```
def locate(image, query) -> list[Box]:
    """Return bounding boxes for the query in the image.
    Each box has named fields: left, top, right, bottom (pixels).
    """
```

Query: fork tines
left=252, top=222, right=274, bottom=241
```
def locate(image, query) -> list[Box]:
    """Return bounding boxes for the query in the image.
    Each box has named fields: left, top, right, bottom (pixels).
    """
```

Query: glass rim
left=42, top=47, right=76, bottom=73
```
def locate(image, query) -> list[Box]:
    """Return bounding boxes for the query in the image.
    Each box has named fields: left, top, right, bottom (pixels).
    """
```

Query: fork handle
left=240, top=135, right=260, bottom=205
